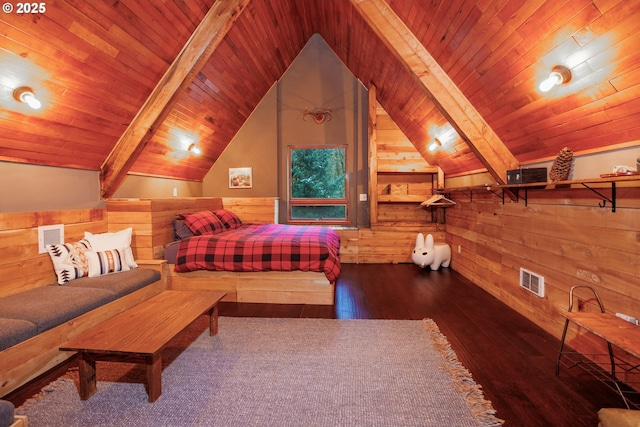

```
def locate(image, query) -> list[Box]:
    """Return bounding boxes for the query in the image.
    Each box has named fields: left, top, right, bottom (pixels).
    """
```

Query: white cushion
left=84, top=228, right=138, bottom=268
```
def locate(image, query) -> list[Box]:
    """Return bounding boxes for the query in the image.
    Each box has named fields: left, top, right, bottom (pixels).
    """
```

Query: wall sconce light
left=539, top=65, right=571, bottom=93
left=188, top=143, right=201, bottom=155
left=13, top=86, right=42, bottom=110
left=428, top=138, right=442, bottom=152
left=303, top=108, right=332, bottom=124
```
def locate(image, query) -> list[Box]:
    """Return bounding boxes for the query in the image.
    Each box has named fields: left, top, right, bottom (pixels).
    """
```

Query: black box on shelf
left=506, top=167, right=547, bottom=184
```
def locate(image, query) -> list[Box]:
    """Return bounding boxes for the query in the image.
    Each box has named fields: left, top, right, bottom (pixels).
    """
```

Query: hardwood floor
left=5, top=264, right=624, bottom=426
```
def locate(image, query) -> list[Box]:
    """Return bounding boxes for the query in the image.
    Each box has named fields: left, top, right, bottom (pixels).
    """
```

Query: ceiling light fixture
left=539, top=65, right=571, bottom=93
left=428, top=138, right=442, bottom=152
left=188, top=143, right=201, bottom=155
left=13, top=86, right=42, bottom=110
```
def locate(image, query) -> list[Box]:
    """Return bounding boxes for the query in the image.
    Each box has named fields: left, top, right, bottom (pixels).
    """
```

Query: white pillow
left=84, top=228, right=138, bottom=268
left=86, top=248, right=131, bottom=277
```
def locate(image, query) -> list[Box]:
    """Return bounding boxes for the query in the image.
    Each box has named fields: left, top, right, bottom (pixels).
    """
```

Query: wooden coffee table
left=60, top=290, right=226, bottom=402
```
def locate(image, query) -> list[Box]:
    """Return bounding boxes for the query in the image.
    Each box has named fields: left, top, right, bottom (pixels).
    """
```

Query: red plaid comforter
left=174, top=224, right=341, bottom=282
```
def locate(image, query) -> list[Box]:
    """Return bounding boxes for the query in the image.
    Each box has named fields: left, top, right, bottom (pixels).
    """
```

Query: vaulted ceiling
left=2, top=0, right=639, bottom=196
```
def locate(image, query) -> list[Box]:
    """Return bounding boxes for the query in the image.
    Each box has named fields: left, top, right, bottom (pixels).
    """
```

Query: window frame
left=287, top=144, right=349, bottom=224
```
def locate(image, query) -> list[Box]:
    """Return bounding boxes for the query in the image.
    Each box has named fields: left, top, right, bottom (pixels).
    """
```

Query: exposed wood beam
left=351, top=0, right=519, bottom=185
left=100, top=0, right=249, bottom=198
left=368, top=84, right=379, bottom=224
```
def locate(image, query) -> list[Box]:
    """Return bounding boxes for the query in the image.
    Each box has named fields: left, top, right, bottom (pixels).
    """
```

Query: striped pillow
left=87, top=248, right=130, bottom=277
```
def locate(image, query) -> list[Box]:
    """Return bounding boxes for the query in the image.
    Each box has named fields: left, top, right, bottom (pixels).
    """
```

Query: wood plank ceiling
left=1, top=0, right=639, bottom=192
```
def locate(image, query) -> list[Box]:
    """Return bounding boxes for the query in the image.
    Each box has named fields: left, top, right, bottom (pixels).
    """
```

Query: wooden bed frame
left=106, top=197, right=336, bottom=306
left=168, top=269, right=334, bottom=305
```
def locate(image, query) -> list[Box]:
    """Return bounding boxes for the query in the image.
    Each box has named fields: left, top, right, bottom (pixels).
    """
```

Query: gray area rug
left=18, top=317, right=503, bottom=426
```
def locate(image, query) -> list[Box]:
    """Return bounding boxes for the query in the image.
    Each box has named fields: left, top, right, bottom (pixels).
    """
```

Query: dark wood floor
left=5, top=264, right=624, bottom=426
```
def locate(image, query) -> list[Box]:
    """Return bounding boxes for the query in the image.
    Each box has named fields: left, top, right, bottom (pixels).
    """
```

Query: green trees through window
left=289, top=146, right=347, bottom=222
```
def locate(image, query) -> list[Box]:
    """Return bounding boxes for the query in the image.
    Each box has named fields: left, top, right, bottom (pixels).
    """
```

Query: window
left=288, top=146, right=348, bottom=223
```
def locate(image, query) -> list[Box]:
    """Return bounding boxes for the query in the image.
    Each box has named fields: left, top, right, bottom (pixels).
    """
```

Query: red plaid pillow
left=184, top=211, right=226, bottom=236
left=214, top=209, right=243, bottom=230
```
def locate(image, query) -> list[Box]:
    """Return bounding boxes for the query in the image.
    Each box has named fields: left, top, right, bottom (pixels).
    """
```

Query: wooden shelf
left=490, top=174, right=640, bottom=190
left=377, top=194, right=428, bottom=203
left=446, top=174, right=640, bottom=192
left=371, top=167, right=444, bottom=223
left=442, top=175, right=640, bottom=212
left=377, top=170, right=441, bottom=176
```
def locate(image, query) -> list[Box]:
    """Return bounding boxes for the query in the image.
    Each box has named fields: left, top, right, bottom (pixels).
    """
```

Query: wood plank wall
left=446, top=185, right=640, bottom=377
left=375, top=103, right=436, bottom=224
left=353, top=103, right=445, bottom=263
left=0, top=209, right=107, bottom=298
left=340, top=225, right=446, bottom=264
left=106, top=198, right=224, bottom=260
left=222, top=197, right=277, bottom=224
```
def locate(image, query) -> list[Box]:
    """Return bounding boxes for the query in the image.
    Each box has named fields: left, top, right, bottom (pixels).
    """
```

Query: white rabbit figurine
left=411, top=233, right=452, bottom=270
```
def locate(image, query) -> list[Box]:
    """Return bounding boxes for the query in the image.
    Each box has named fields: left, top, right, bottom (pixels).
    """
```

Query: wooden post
left=77, top=353, right=97, bottom=400
left=210, top=304, right=219, bottom=336
left=147, top=353, right=162, bottom=403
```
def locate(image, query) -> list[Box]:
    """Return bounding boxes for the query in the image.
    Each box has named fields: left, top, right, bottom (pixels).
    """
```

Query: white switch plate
left=359, top=193, right=367, bottom=201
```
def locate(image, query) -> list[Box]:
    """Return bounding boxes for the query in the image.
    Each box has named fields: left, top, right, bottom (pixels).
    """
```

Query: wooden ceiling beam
left=351, top=0, right=518, bottom=184
left=100, top=0, right=249, bottom=198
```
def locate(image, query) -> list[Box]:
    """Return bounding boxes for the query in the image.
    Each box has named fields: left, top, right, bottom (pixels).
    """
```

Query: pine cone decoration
left=549, top=147, right=573, bottom=181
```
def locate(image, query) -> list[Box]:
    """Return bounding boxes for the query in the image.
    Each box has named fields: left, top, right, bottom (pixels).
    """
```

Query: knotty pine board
left=445, top=185, right=640, bottom=380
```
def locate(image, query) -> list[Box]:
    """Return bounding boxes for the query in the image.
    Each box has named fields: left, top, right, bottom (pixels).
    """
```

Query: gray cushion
left=0, top=286, right=116, bottom=333
left=0, top=400, right=14, bottom=427
left=0, top=318, right=38, bottom=351
left=66, top=268, right=160, bottom=297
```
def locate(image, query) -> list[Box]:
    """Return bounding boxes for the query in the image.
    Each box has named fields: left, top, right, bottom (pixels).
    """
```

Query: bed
left=165, top=209, right=341, bottom=305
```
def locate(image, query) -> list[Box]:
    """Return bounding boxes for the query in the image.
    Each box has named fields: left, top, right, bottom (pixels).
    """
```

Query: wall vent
left=520, top=267, right=545, bottom=297
left=38, top=224, right=64, bottom=254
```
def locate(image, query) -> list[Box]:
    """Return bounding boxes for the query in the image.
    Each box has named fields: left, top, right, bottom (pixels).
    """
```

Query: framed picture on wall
left=229, top=167, right=252, bottom=188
